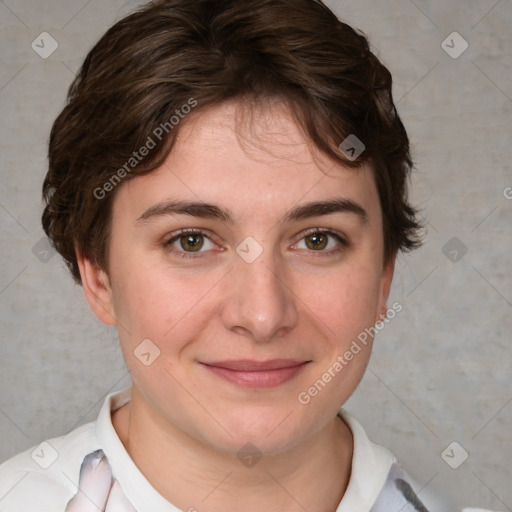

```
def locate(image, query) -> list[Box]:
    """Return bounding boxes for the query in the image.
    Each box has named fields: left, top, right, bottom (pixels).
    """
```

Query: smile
left=200, top=359, right=311, bottom=388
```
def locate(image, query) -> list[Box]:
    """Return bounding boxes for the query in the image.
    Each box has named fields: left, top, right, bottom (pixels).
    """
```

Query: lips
left=200, top=359, right=310, bottom=388
left=204, top=359, right=308, bottom=371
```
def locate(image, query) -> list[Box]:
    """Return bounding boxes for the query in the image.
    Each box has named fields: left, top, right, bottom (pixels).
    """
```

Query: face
left=79, top=100, right=394, bottom=456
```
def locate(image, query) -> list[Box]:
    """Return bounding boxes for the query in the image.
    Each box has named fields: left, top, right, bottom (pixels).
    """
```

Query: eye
left=164, top=229, right=216, bottom=257
left=294, top=229, right=349, bottom=254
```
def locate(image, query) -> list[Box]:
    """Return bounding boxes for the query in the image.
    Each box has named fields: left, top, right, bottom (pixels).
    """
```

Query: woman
left=0, top=1, right=497, bottom=510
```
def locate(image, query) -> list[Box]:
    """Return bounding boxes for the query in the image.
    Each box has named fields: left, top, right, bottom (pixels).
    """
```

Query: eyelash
left=163, top=228, right=350, bottom=259
left=295, top=228, right=350, bottom=255
left=163, top=229, right=218, bottom=259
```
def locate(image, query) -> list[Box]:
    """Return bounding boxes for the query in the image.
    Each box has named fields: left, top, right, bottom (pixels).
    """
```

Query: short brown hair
left=42, top=0, right=422, bottom=285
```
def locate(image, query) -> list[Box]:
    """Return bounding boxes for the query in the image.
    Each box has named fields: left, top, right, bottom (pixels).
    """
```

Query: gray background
left=1, top=0, right=511, bottom=510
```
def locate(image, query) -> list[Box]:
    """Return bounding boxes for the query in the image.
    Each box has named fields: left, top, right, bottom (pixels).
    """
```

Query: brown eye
left=294, top=229, right=349, bottom=256
left=304, top=232, right=329, bottom=251
left=164, top=229, right=217, bottom=258
left=179, top=233, right=204, bottom=252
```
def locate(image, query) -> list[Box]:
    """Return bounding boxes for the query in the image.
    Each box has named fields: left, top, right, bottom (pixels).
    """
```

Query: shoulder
left=371, top=463, right=503, bottom=512
left=0, top=421, right=99, bottom=511
left=338, top=410, right=501, bottom=512
left=370, top=462, right=451, bottom=511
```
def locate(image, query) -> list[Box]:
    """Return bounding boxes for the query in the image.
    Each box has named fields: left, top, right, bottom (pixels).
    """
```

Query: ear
left=375, top=252, right=396, bottom=323
left=76, top=246, right=117, bottom=326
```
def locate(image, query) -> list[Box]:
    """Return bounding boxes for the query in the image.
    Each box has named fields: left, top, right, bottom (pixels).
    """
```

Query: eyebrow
left=136, top=198, right=368, bottom=225
left=284, top=198, right=368, bottom=224
left=137, top=201, right=233, bottom=224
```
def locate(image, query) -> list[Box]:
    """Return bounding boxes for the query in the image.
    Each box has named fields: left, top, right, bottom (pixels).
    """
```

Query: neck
left=112, top=386, right=353, bottom=512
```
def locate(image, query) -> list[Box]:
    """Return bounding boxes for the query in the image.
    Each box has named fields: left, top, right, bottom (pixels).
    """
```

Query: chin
left=202, top=406, right=318, bottom=458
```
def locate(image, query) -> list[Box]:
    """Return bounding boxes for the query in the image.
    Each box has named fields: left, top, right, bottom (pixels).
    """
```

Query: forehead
left=114, top=100, right=380, bottom=223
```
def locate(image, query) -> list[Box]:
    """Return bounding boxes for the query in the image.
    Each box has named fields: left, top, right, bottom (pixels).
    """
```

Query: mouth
left=199, top=359, right=311, bottom=388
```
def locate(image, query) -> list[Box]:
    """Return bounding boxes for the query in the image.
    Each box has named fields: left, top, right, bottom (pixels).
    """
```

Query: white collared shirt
left=0, top=388, right=498, bottom=512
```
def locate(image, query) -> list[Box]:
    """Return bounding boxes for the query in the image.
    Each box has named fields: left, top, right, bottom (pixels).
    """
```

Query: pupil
left=182, top=234, right=203, bottom=252
left=307, top=233, right=327, bottom=250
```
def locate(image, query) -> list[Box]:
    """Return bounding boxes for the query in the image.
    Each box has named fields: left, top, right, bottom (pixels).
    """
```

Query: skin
left=77, top=99, right=395, bottom=512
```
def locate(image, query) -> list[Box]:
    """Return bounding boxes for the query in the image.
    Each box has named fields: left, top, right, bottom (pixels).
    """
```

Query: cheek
left=301, top=263, right=382, bottom=343
left=296, top=265, right=381, bottom=410
left=109, top=258, right=221, bottom=351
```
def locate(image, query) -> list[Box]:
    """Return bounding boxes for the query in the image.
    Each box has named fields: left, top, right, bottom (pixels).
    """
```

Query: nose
left=220, top=246, right=299, bottom=343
